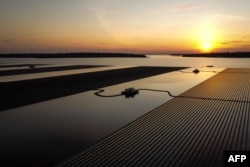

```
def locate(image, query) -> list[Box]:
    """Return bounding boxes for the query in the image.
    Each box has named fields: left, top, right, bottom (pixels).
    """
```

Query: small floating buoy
left=121, top=87, right=139, bottom=98
left=193, top=69, right=200, bottom=74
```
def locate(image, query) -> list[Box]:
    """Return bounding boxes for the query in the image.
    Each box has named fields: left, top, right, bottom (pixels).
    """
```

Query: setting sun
left=200, top=43, right=213, bottom=52
left=192, top=25, right=221, bottom=53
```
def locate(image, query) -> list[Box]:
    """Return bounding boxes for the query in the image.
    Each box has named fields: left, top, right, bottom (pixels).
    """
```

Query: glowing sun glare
left=195, top=27, right=219, bottom=53
left=200, top=43, right=213, bottom=53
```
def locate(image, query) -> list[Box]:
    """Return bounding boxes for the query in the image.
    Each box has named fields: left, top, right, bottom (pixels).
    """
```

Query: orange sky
left=1, top=0, right=250, bottom=54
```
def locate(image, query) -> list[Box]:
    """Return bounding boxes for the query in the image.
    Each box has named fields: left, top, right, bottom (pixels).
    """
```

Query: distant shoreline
left=171, top=52, right=250, bottom=58
left=1, top=52, right=250, bottom=58
left=0, top=52, right=146, bottom=58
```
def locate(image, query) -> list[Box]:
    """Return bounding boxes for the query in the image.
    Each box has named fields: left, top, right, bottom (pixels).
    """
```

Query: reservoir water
left=0, top=56, right=250, bottom=166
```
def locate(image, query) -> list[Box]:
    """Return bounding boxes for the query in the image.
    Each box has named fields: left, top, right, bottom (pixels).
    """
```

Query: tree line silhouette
left=173, top=52, right=250, bottom=58
left=0, top=52, right=146, bottom=58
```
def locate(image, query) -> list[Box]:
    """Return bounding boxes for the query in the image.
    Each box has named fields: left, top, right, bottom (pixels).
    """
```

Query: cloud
left=238, top=45, right=250, bottom=47
left=220, top=42, right=231, bottom=45
left=175, top=4, right=203, bottom=12
left=231, top=41, right=243, bottom=43
left=221, top=40, right=243, bottom=45
left=1, top=39, right=15, bottom=43
left=27, top=39, right=34, bottom=42
left=221, top=40, right=250, bottom=48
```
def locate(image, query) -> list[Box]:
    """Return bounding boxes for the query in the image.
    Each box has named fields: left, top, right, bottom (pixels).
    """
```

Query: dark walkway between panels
left=0, top=65, right=106, bottom=76
left=58, top=68, right=250, bottom=167
left=0, top=66, right=186, bottom=111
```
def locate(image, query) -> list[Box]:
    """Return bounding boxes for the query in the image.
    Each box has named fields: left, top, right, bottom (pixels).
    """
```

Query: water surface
left=0, top=56, right=249, bottom=166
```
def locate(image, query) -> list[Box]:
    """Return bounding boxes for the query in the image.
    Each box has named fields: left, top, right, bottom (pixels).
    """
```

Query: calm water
left=0, top=56, right=249, bottom=166
left=1, top=55, right=250, bottom=68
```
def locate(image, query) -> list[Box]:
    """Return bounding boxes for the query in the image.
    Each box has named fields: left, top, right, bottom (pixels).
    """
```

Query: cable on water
left=180, top=69, right=217, bottom=74
left=94, top=89, right=123, bottom=97
left=94, top=87, right=250, bottom=103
